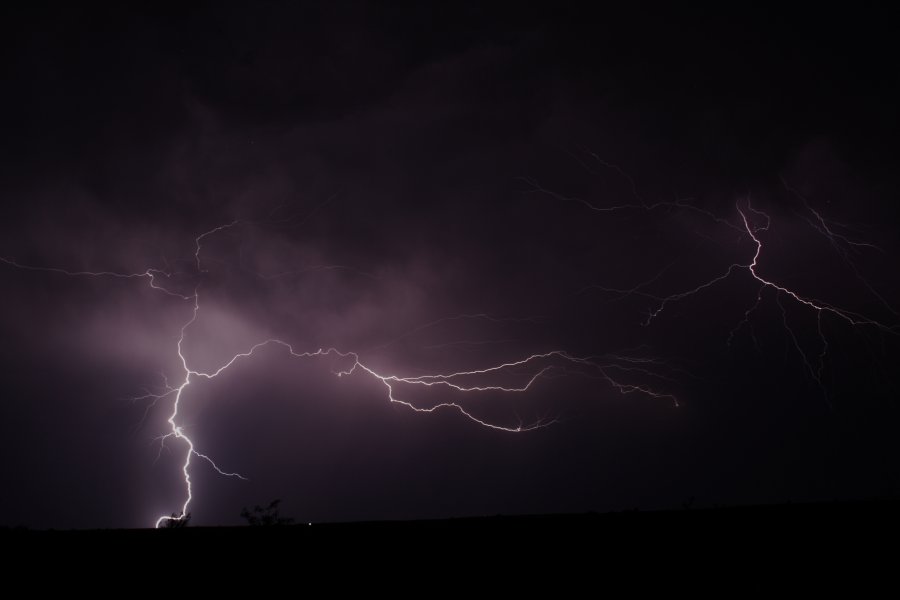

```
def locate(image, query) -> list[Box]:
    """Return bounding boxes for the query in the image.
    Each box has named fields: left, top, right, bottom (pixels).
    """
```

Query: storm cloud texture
left=2, top=3, right=899, bottom=528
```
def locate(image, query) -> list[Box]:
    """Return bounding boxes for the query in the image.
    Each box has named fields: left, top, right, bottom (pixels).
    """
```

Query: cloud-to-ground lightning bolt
left=1, top=219, right=675, bottom=528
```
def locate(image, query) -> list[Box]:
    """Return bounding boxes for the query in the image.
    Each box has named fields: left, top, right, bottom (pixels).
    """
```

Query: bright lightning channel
left=1, top=222, right=674, bottom=528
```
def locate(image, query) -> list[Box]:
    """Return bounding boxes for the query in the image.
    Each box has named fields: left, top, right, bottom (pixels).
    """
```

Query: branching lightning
left=7, top=155, right=892, bottom=528
left=1, top=220, right=675, bottom=528
left=529, top=151, right=899, bottom=403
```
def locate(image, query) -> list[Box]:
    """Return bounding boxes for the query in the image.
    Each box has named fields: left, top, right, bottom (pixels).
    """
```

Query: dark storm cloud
left=1, top=3, right=898, bottom=528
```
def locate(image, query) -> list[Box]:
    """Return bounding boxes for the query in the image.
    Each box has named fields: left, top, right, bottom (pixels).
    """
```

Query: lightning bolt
left=627, top=201, right=892, bottom=331
left=6, top=157, right=895, bottom=528
left=531, top=151, right=898, bottom=403
left=2, top=219, right=675, bottom=528
left=15, top=154, right=886, bottom=527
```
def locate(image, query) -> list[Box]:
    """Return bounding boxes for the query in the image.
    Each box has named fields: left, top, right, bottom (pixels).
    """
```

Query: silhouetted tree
left=241, top=499, right=294, bottom=526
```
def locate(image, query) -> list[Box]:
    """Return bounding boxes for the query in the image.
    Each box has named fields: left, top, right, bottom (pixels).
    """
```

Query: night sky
left=2, top=3, right=899, bottom=529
